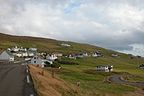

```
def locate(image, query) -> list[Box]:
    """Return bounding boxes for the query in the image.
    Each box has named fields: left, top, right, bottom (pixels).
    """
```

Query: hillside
left=1, top=33, right=144, bottom=96
left=0, top=33, right=116, bottom=55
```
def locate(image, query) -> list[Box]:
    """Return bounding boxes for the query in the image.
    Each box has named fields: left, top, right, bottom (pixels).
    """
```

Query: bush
left=45, top=60, right=61, bottom=68
left=45, top=61, right=51, bottom=67
left=51, top=61, right=61, bottom=68
left=57, top=59, right=79, bottom=65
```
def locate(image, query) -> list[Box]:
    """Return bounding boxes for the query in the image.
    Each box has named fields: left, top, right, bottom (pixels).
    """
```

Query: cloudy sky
left=0, top=0, right=144, bottom=56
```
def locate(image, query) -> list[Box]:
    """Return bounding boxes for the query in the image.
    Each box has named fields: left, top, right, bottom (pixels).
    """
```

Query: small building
left=92, top=53, right=99, bottom=57
left=29, top=48, right=37, bottom=51
left=83, top=53, right=88, bottom=57
left=16, top=53, right=23, bottom=57
left=71, top=53, right=83, bottom=58
left=75, top=53, right=88, bottom=58
left=68, top=54, right=76, bottom=59
left=19, top=47, right=27, bottom=52
left=61, top=43, right=71, bottom=47
left=111, top=54, right=119, bottom=57
left=31, top=56, right=52, bottom=68
left=22, top=52, right=28, bottom=57
left=31, top=56, right=45, bottom=68
left=7, top=48, right=11, bottom=51
left=0, top=51, right=14, bottom=61
left=96, top=65, right=113, bottom=72
left=12, top=46, right=20, bottom=52
left=53, top=53, right=63, bottom=57
left=92, top=51, right=102, bottom=57
left=28, top=52, right=35, bottom=57
left=46, top=54, right=58, bottom=61
left=139, top=64, right=144, bottom=69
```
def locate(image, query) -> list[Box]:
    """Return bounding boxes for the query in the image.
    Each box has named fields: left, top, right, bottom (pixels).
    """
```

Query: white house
left=31, top=56, right=45, bottom=68
left=92, top=53, right=99, bottom=57
left=0, top=51, right=14, bottom=61
left=92, top=51, right=102, bottom=57
left=29, top=48, right=37, bottom=51
left=16, top=53, right=23, bottom=57
left=12, top=46, right=20, bottom=52
left=28, top=52, right=34, bottom=57
left=19, top=47, right=27, bottom=52
left=96, top=65, right=113, bottom=72
left=61, top=43, right=71, bottom=47
left=22, top=52, right=28, bottom=57
left=31, top=56, right=52, bottom=68
left=68, top=54, right=76, bottom=59
left=111, top=54, right=119, bottom=57
left=83, top=53, right=88, bottom=57
left=7, top=48, right=11, bottom=51
left=46, top=54, right=58, bottom=61
left=53, top=53, right=63, bottom=57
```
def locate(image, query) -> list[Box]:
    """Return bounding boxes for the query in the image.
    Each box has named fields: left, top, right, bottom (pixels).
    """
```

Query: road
left=0, top=62, right=36, bottom=96
left=109, top=74, right=144, bottom=88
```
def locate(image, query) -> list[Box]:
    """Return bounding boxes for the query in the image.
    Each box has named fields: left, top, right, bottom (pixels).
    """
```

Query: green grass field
left=55, top=56, right=144, bottom=96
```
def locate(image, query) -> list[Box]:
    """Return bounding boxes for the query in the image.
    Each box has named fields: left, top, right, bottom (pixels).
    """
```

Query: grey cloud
left=0, top=0, right=144, bottom=56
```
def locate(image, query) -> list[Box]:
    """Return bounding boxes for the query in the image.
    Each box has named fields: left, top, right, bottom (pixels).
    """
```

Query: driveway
left=109, top=74, right=144, bottom=88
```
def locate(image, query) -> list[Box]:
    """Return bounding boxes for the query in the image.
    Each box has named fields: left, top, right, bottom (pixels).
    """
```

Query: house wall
left=31, top=57, right=43, bottom=65
left=0, top=51, right=14, bottom=61
left=31, top=56, right=47, bottom=68
left=46, top=55, right=57, bottom=61
left=96, top=66, right=113, bottom=72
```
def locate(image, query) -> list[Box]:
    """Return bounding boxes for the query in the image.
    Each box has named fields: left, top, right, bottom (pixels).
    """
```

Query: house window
left=34, top=61, right=36, bottom=63
left=34, top=57, right=36, bottom=59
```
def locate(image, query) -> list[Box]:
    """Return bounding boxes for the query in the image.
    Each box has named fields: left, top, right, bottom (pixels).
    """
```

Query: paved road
left=109, top=74, right=144, bottom=88
left=0, top=63, right=36, bottom=96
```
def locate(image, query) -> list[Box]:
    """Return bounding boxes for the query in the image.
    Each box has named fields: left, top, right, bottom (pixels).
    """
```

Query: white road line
left=30, top=94, right=34, bottom=96
left=26, top=66, right=28, bottom=69
left=26, top=69, right=29, bottom=73
left=27, top=75, right=30, bottom=83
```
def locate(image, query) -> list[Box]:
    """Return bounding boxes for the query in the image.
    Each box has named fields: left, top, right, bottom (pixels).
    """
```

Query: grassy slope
left=0, top=33, right=144, bottom=96
left=57, top=57, right=144, bottom=96
left=0, top=33, right=104, bottom=54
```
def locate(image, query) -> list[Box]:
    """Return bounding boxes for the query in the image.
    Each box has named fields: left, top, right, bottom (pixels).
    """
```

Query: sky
left=0, top=0, right=144, bottom=56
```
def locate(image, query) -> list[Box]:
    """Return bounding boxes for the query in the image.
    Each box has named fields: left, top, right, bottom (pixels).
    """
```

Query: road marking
left=30, top=94, right=34, bottom=96
left=26, top=69, right=29, bottom=73
left=27, top=75, right=30, bottom=83
left=26, top=66, right=28, bottom=69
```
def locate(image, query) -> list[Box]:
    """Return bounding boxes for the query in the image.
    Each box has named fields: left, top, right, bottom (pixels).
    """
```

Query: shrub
left=51, top=61, right=61, bottom=68
left=57, top=59, right=79, bottom=65
left=44, top=61, right=51, bottom=67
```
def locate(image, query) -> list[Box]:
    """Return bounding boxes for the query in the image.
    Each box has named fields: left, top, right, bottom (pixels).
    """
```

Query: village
left=0, top=45, right=143, bottom=72
left=0, top=44, right=144, bottom=72
left=0, top=45, right=117, bottom=72
left=0, top=41, right=144, bottom=96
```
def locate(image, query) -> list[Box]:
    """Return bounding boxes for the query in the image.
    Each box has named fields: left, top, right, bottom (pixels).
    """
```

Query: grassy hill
left=0, top=33, right=119, bottom=56
left=0, top=33, right=107, bottom=53
left=1, top=33, right=144, bottom=96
